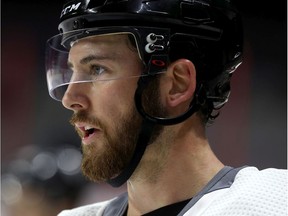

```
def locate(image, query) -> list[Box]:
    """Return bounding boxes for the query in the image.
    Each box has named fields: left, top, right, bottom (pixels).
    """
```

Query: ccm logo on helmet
left=61, top=2, right=82, bottom=18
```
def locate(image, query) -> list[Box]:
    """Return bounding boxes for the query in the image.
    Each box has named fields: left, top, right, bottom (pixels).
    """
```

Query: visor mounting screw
left=146, top=33, right=164, bottom=43
left=146, top=33, right=156, bottom=43
left=145, top=43, right=164, bottom=53
left=145, top=43, right=155, bottom=53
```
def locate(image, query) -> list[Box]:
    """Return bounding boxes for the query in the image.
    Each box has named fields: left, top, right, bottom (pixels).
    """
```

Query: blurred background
left=1, top=0, right=287, bottom=215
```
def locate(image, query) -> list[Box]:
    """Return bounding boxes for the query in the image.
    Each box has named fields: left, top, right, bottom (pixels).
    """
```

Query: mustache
left=69, top=111, right=103, bottom=129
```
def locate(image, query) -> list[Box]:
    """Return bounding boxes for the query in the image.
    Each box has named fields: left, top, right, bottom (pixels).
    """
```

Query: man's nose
left=62, top=83, right=89, bottom=111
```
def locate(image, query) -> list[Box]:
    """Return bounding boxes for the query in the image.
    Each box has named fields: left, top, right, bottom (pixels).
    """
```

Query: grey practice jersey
left=58, top=166, right=288, bottom=216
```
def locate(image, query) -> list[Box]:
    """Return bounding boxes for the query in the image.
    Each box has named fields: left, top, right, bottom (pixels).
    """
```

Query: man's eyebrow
left=67, top=54, right=117, bottom=68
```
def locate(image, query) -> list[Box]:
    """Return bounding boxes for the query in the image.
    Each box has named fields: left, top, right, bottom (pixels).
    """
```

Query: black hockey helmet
left=46, top=0, right=242, bottom=186
left=46, top=0, right=242, bottom=110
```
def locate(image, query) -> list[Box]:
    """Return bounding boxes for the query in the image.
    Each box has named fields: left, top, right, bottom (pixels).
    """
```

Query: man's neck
left=126, top=122, right=224, bottom=215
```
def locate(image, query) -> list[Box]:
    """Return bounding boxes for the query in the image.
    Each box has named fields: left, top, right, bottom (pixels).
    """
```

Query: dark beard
left=70, top=107, right=142, bottom=182
left=70, top=75, right=166, bottom=182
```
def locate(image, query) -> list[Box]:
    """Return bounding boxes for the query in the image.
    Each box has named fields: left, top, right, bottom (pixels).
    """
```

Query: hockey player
left=45, top=0, right=287, bottom=215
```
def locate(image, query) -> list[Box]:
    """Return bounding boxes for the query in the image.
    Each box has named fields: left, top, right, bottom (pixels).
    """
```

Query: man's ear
left=166, top=59, right=196, bottom=107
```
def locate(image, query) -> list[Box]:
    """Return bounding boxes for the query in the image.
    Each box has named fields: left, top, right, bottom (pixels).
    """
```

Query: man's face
left=62, top=34, right=163, bottom=182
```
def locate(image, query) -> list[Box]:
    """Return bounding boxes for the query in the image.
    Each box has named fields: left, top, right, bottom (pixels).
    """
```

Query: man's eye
left=90, top=65, right=106, bottom=76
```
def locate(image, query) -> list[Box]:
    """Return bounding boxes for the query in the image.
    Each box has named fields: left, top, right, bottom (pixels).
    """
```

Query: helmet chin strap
left=107, top=76, right=156, bottom=187
left=107, top=117, right=155, bottom=187
left=107, top=74, right=203, bottom=187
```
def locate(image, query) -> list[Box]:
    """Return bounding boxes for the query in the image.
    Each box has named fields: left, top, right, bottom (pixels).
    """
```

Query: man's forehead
left=68, top=33, right=137, bottom=66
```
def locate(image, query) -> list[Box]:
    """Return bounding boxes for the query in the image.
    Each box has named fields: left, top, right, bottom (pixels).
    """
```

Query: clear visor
left=45, top=27, right=166, bottom=101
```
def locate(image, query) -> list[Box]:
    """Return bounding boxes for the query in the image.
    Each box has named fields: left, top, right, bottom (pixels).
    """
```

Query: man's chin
left=81, top=152, right=126, bottom=182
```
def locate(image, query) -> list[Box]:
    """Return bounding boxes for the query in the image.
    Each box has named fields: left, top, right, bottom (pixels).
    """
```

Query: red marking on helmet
left=151, top=59, right=165, bottom=67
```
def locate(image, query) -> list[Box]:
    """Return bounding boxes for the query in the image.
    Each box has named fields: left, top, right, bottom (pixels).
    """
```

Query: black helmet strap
left=107, top=117, right=155, bottom=187
left=107, top=76, right=156, bottom=187
left=135, top=77, right=203, bottom=125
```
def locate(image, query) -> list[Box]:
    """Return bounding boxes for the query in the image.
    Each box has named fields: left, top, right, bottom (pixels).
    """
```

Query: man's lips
left=74, top=123, right=101, bottom=144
